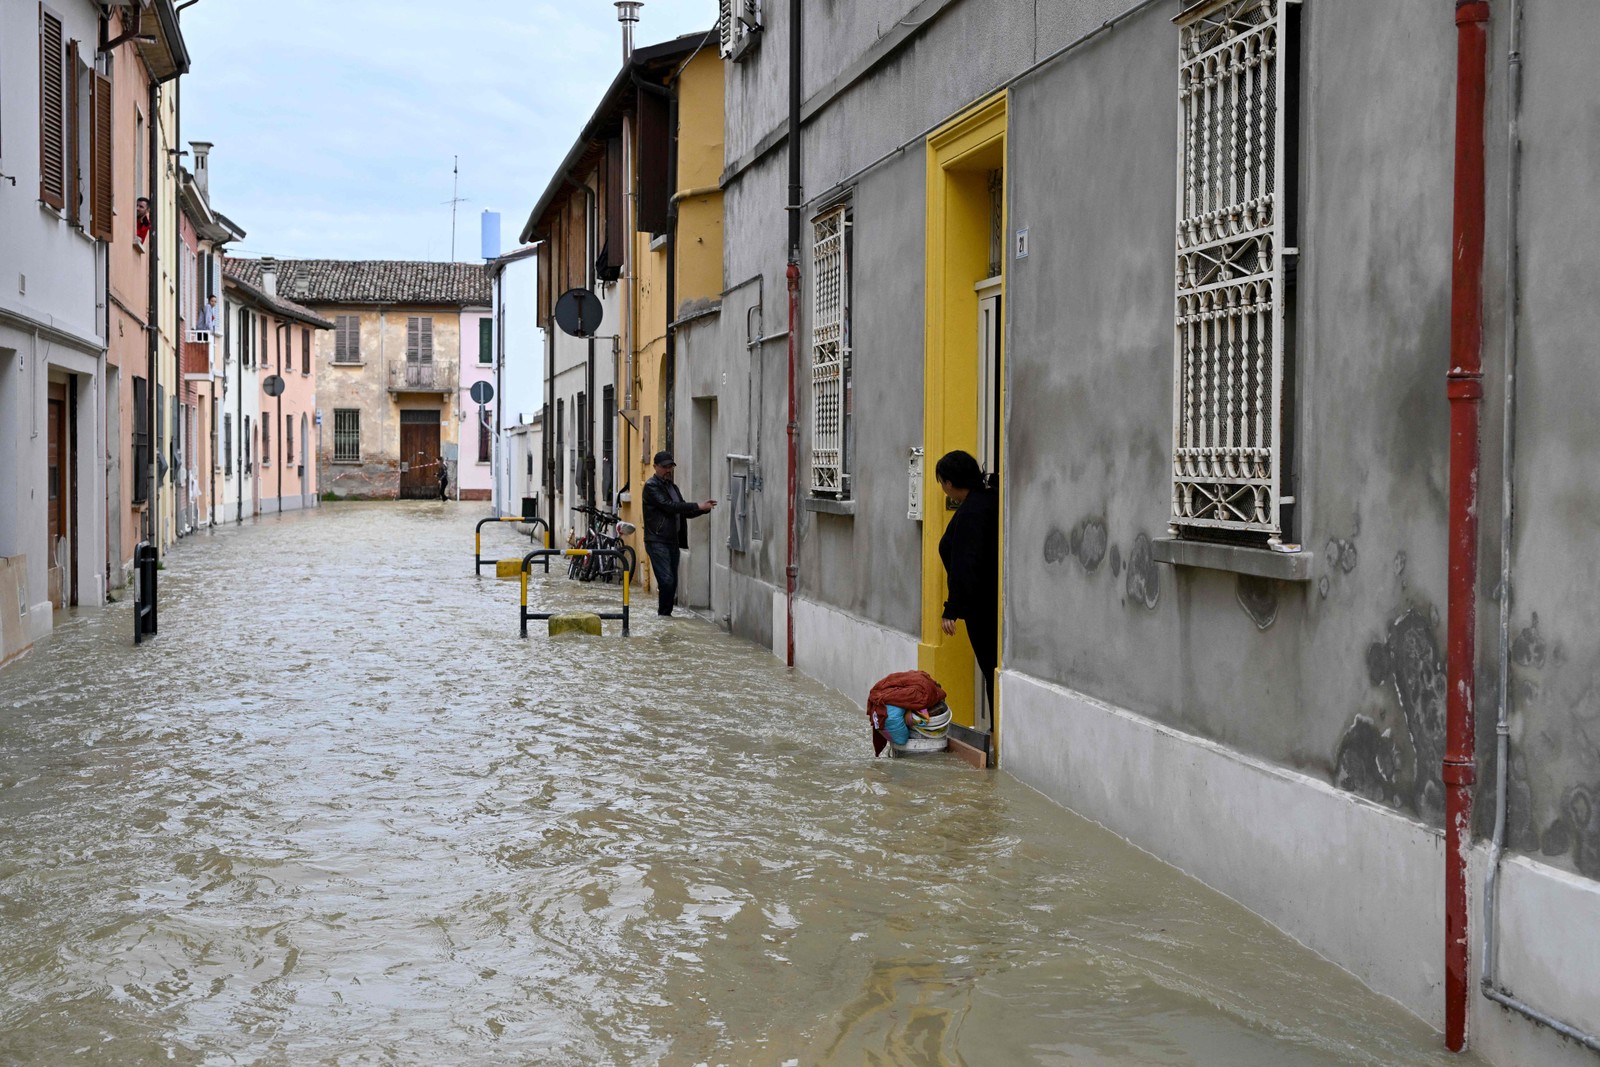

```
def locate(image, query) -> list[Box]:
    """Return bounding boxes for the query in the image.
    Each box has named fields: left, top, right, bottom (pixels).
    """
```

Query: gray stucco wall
left=795, top=148, right=924, bottom=636
left=1007, top=1, right=1464, bottom=825
left=716, top=0, right=1599, bottom=877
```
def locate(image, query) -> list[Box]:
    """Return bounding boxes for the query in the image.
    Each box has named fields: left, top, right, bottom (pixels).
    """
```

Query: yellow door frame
left=919, top=91, right=1007, bottom=748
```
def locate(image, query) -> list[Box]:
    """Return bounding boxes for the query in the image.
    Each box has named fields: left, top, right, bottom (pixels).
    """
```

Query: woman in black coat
left=935, top=450, right=999, bottom=714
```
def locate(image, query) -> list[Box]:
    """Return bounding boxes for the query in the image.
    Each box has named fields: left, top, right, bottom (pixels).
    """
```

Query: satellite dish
left=470, top=380, right=495, bottom=405
left=555, top=288, right=604, bottom=338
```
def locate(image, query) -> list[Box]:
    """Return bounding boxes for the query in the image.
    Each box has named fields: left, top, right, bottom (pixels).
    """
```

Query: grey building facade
left=692, top=0, right=1600, bottom=1062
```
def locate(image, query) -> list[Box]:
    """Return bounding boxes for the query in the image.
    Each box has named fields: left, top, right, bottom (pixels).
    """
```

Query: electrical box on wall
left=907, top=447, right=924, bottom=521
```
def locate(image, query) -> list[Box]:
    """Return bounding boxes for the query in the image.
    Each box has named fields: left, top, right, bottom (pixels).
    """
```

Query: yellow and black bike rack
left=519, top=548, right=631, bottom=637
left=475, top=515, right=552, bottom=577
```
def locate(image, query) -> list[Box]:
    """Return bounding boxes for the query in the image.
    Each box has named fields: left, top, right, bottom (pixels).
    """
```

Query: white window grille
left=810, top=206, right=849, bottom=496
left=333, top=409, right=361, bottom=463
left=1172, top=0, right=1287, bottom=540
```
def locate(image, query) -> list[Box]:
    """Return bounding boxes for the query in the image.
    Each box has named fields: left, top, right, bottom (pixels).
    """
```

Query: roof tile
left=227, top=258, right=492, bottom=307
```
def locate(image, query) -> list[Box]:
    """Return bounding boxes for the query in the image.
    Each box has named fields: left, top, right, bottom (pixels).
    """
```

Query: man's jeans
left=644, top=541, right=679, bottom=616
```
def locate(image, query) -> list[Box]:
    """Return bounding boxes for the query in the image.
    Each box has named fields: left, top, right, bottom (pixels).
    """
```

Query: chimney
left=260, top=256, right=277, bottom=297
left=190, top=141, right=214, bottom=200
left=616, top=2, right=642, bottom=63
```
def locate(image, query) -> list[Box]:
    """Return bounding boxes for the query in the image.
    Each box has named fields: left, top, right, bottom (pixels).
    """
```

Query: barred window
left=333, top=409, right=360, bottom=463
left=334, top=315, right=361, bottom=363
left=1172, top=0, right=1299, bottom=542
left=810, top=205, right=851, bottom=497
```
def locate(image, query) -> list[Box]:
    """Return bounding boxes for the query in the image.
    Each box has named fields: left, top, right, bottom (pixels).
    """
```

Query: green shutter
left=479, top=318, right=493, bottom=364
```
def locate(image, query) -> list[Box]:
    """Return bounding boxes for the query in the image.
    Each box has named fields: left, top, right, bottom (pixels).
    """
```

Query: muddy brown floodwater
left=0, top=503, right=1487, bottom=1066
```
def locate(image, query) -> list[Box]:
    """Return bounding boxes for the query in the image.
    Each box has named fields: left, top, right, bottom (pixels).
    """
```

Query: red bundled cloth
left=866, top=670, right=947, bottom=756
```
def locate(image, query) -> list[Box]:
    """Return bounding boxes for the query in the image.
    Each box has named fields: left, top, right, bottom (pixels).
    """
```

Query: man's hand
left=941, top=618, right=956, bottom=636
left=701, top=500, right=717, bottom=512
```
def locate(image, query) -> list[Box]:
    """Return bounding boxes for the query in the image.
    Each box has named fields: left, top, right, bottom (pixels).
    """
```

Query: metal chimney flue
left=616, top=1, right=643, bottom=63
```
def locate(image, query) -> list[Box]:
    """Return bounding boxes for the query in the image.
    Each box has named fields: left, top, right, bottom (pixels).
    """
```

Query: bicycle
left=568, top=506, right=637, bottom=585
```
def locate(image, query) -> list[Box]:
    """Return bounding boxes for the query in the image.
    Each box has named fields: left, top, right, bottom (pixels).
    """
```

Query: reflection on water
left=0, top=503, right=1481, bottom=1066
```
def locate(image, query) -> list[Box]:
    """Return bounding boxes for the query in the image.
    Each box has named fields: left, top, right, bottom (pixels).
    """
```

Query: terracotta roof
left=220, top=260, right=336, bottom=329
left=227, top=258, right=492, bottom=307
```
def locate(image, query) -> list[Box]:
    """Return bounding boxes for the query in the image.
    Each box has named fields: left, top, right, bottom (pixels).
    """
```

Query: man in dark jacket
left=642, top=451, right=715, bottom=616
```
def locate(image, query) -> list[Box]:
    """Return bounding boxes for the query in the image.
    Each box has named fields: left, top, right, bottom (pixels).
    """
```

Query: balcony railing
left=387, top=360, right=457, bottom=394
left=182, top=336, right=216, bottom=379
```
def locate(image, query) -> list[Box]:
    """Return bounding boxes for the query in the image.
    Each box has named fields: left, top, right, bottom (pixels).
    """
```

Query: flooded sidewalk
left=0, top=503, right=1482, bottom=1066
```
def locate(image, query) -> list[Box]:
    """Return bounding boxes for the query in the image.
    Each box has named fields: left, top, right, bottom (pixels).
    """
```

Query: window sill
left=331, top=361, right=366, bottom=367
left=332, top=459, right=362, bottom=466
left=804, top=496, right=855, bottom=517
left=1150, top=537, right=1314, bottom=582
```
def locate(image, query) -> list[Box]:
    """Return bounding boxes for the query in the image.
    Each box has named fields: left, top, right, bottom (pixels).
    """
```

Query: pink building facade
left=456, top=306, right=494, bottom=500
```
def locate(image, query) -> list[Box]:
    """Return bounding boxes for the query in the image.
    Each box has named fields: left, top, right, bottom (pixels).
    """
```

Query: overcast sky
left=177, top=0, right=716, bottom=263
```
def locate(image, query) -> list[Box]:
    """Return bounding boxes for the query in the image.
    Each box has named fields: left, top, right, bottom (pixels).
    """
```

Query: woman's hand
left=941, top=618, right=957, bottom=636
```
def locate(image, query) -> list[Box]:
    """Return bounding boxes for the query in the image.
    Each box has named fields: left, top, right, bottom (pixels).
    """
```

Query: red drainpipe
left=785, top=260, right=799, bottom=668
left=1445, top=0, right=1489, bottom=1052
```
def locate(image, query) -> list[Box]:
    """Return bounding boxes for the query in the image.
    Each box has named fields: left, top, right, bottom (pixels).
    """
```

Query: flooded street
left=0, top=503, right=1481, bottom=1066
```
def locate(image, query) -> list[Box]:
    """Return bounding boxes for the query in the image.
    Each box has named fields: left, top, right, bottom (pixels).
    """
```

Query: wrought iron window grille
left=1171, top=0, right=1298, bottom=544
left=810, top=205, right=851, bottom=498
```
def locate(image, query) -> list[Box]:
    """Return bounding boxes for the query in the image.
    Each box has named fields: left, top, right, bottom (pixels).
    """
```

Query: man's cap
left=653, top=451, right=675, bottom=467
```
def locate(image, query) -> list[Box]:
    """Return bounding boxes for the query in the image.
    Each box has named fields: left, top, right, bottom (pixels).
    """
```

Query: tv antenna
left=444, top=155, right=470, bottom=260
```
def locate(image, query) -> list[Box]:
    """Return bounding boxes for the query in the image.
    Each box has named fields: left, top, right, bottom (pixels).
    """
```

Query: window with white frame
left=333, top=409, right=360, bottom=463
left=810, top=204, right=850, bottom=497
left=1172, top=0, right=1299, bottom=543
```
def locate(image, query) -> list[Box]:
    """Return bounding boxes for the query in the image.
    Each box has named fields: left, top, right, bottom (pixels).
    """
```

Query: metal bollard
left=133, top=542, right=158, bottom=645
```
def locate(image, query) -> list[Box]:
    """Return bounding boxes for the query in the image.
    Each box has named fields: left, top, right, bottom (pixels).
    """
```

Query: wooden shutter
left=603, top=136, right=625, bottom=272
left=420, top=317, right=434, bottom=363
left=38, top=6, right=66, bottom=210
left=66, top=41, right=80, bottom=226
left=90, top=71, right=114, bottom=241
left=479, top=317, right=492, bottom=363
left=406, top=316, right=419, bottom=361
left=636, top=88, right=672, bottom=234
left=537, top=243, right=552, bottom=322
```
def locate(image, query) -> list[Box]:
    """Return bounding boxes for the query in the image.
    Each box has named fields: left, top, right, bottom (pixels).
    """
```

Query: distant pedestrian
left=935, top=450, right=999, bottom=714
left=642, top=451, right=714, bottom=616
left=437, top=459, right=449, bottom=501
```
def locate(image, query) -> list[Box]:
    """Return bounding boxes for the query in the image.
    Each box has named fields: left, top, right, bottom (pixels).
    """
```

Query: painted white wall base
left=1000, top=669, right=1600, bottom=1067
left=785, top=595, right=918, bottom=709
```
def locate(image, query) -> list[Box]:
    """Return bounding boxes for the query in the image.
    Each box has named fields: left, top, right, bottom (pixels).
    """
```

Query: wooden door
left=47, top=383, right=71, bottom=607
left=399, top=411, right=441, bottom=499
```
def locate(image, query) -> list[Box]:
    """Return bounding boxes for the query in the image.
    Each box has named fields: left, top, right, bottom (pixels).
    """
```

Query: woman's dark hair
left=934, top=450, right=984, bottom=491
